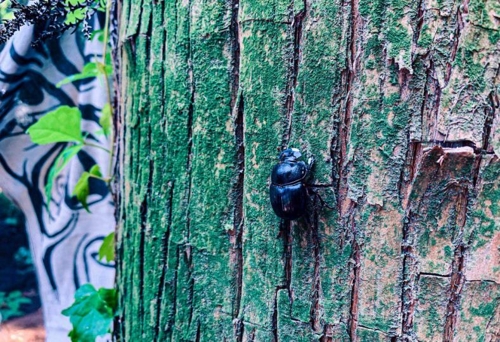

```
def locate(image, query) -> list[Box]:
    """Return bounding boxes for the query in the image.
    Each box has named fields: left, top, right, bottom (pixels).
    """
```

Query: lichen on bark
left=115, top=0, right=500, bottom=340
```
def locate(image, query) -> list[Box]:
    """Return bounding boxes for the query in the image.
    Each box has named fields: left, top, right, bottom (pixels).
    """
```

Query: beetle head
left=279, top=148, right=302, bottom=162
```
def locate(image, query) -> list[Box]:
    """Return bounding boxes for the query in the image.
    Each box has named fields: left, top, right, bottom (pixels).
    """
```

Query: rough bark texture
left=115, top=0, right=500, bottom=340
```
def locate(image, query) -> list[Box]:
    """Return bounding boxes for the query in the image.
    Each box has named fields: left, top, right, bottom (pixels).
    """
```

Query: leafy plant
left=0, top=0, right=14, bottom=21
left=98, top=232, right=115, bottom=263
left=26, top=106, right=110, bottom=211
left=12, top=0, right=118, bottom=339
left=73, top=164, right=102, bottom=212
left=27, top=106, right=84, bottom=144
left=0, top=0, right=107, bottom=45
left=45, top=144, right=85, bottom=205
left=62, top=284, right=118, bottom=342
left=14, top=246, right=34, bottom=274
left=56, top=62, right=113, bottom=87
left=24, top=0, right=114, bottom=212
left=0, top=290, right=31, bottom=321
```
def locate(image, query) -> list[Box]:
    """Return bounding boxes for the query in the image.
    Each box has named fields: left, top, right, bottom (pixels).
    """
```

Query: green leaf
left=57, top=63, right=98, bottom=87
left=62, top=284, right=118, bottom=342
left=89, top=164, right=102, bottom=177
left=0, top=290, right=31, bottom=320
left=64, top=8, right=86, bottom=25
left=27, top=106, right=83, bottom=144
left=99, top=103, right=112, bottom=137
left=90, top=29, right=105, bottom=42
left=65, top=0, right=87, bottom=5
left=56, top=62, right=112, bottom=88
left=45, top=144, right=84, bottom=205
left=98, top=232, right=115, bottom=262
left=73, top=165, right=102, bottom=212
left=94, top=129, right=105, bottom=137
left=96, top=0, right=107, bottom=12
left=73, top=174, right=91, bottom=212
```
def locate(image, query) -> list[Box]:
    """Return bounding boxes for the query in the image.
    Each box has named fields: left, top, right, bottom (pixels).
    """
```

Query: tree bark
left=115, top=0, right=500, bottom=340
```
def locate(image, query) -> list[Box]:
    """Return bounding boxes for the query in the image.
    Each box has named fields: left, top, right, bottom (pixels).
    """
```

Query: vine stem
left=89, top=174, right=112, bottom=182
left=101, top=0, right=114, bottom=179
left=85, top=142, right=111, bottom=153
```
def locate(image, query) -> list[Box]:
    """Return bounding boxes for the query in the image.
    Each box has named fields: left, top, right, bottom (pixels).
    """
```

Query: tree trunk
left=115, top=0, right=500, bottom=340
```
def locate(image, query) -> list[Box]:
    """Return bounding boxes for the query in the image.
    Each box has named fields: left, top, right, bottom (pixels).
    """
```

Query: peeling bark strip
left=116, top=0, right=500, bottom=339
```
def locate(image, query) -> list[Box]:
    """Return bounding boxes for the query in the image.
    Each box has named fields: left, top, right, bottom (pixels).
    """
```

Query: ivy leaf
left=45, top=144, right=84, bottom=206
left=0, top=291, right=31, bottom=321
left=73, top=165, right=102, bottom=212
left=65, top=8, right=86, bottom=25
left=98, top=232, right=115, bottom=263
left=65, top=0, right=88, bottom=5
left=89, top=164, right=102, bottom=178
left=99, top=103, right=112, bottom=137
left=62, top=284, right=118, bottom=342
left=56, top=63, right=98, bottom=87
left=27, top=106, right=83, bottom=144
left=90, top=29, right=105, bottom=42
left=56, top=62, right=113, bottom=87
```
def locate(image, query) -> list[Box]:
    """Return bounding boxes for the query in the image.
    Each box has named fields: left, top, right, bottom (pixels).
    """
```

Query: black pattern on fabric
left=0, top=19, right=114, bottom=340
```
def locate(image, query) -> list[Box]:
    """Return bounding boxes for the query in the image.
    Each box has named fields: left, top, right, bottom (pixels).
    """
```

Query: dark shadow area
left=0, top=192, right=41, bottom=322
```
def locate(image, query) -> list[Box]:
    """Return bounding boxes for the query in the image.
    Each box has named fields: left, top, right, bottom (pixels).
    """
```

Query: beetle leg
left=315, top=192, right=335, bottom=210
left=307, top=186, right=335, bottom=210
left=307, top=155, right=315, bottom=172
left=305, top=183, right=333, bottom=188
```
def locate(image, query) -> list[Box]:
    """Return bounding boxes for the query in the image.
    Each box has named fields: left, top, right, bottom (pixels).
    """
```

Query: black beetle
left=269, top=148, right=314, bottom=220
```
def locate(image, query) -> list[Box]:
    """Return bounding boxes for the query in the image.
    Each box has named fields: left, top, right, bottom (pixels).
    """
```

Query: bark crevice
left=282, top=0, right=306, bottom=149
left=153, top=181, right=175, bottom=341
left=282, top=220, right=293, bottom=301
left=310, top=204, right=322, bottom=332
left=336, top=0, right=359, bottom=215
left=443, top=244, right=466, bottom=341
left=272, top=286, right=287, bottom=342
left=166, top=245, right=182, bottom=335
left=232, top=93, right=245, bottom=324
left=348, top=236, right=361, bottom=341
left=445, top=0, right=470, bottom=85
left=400, top=210, right=418, bottom=341
left=482, top=92, right=497, bottom=151
left=229, top=0, right=244, bottom=333
left=319, top=323, right=333, bottom=342
left=184, top=0, right=196, bottom=328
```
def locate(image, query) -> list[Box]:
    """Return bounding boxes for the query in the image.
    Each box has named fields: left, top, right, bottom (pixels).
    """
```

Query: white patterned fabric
left=0, top=21, right=115, bottom=341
